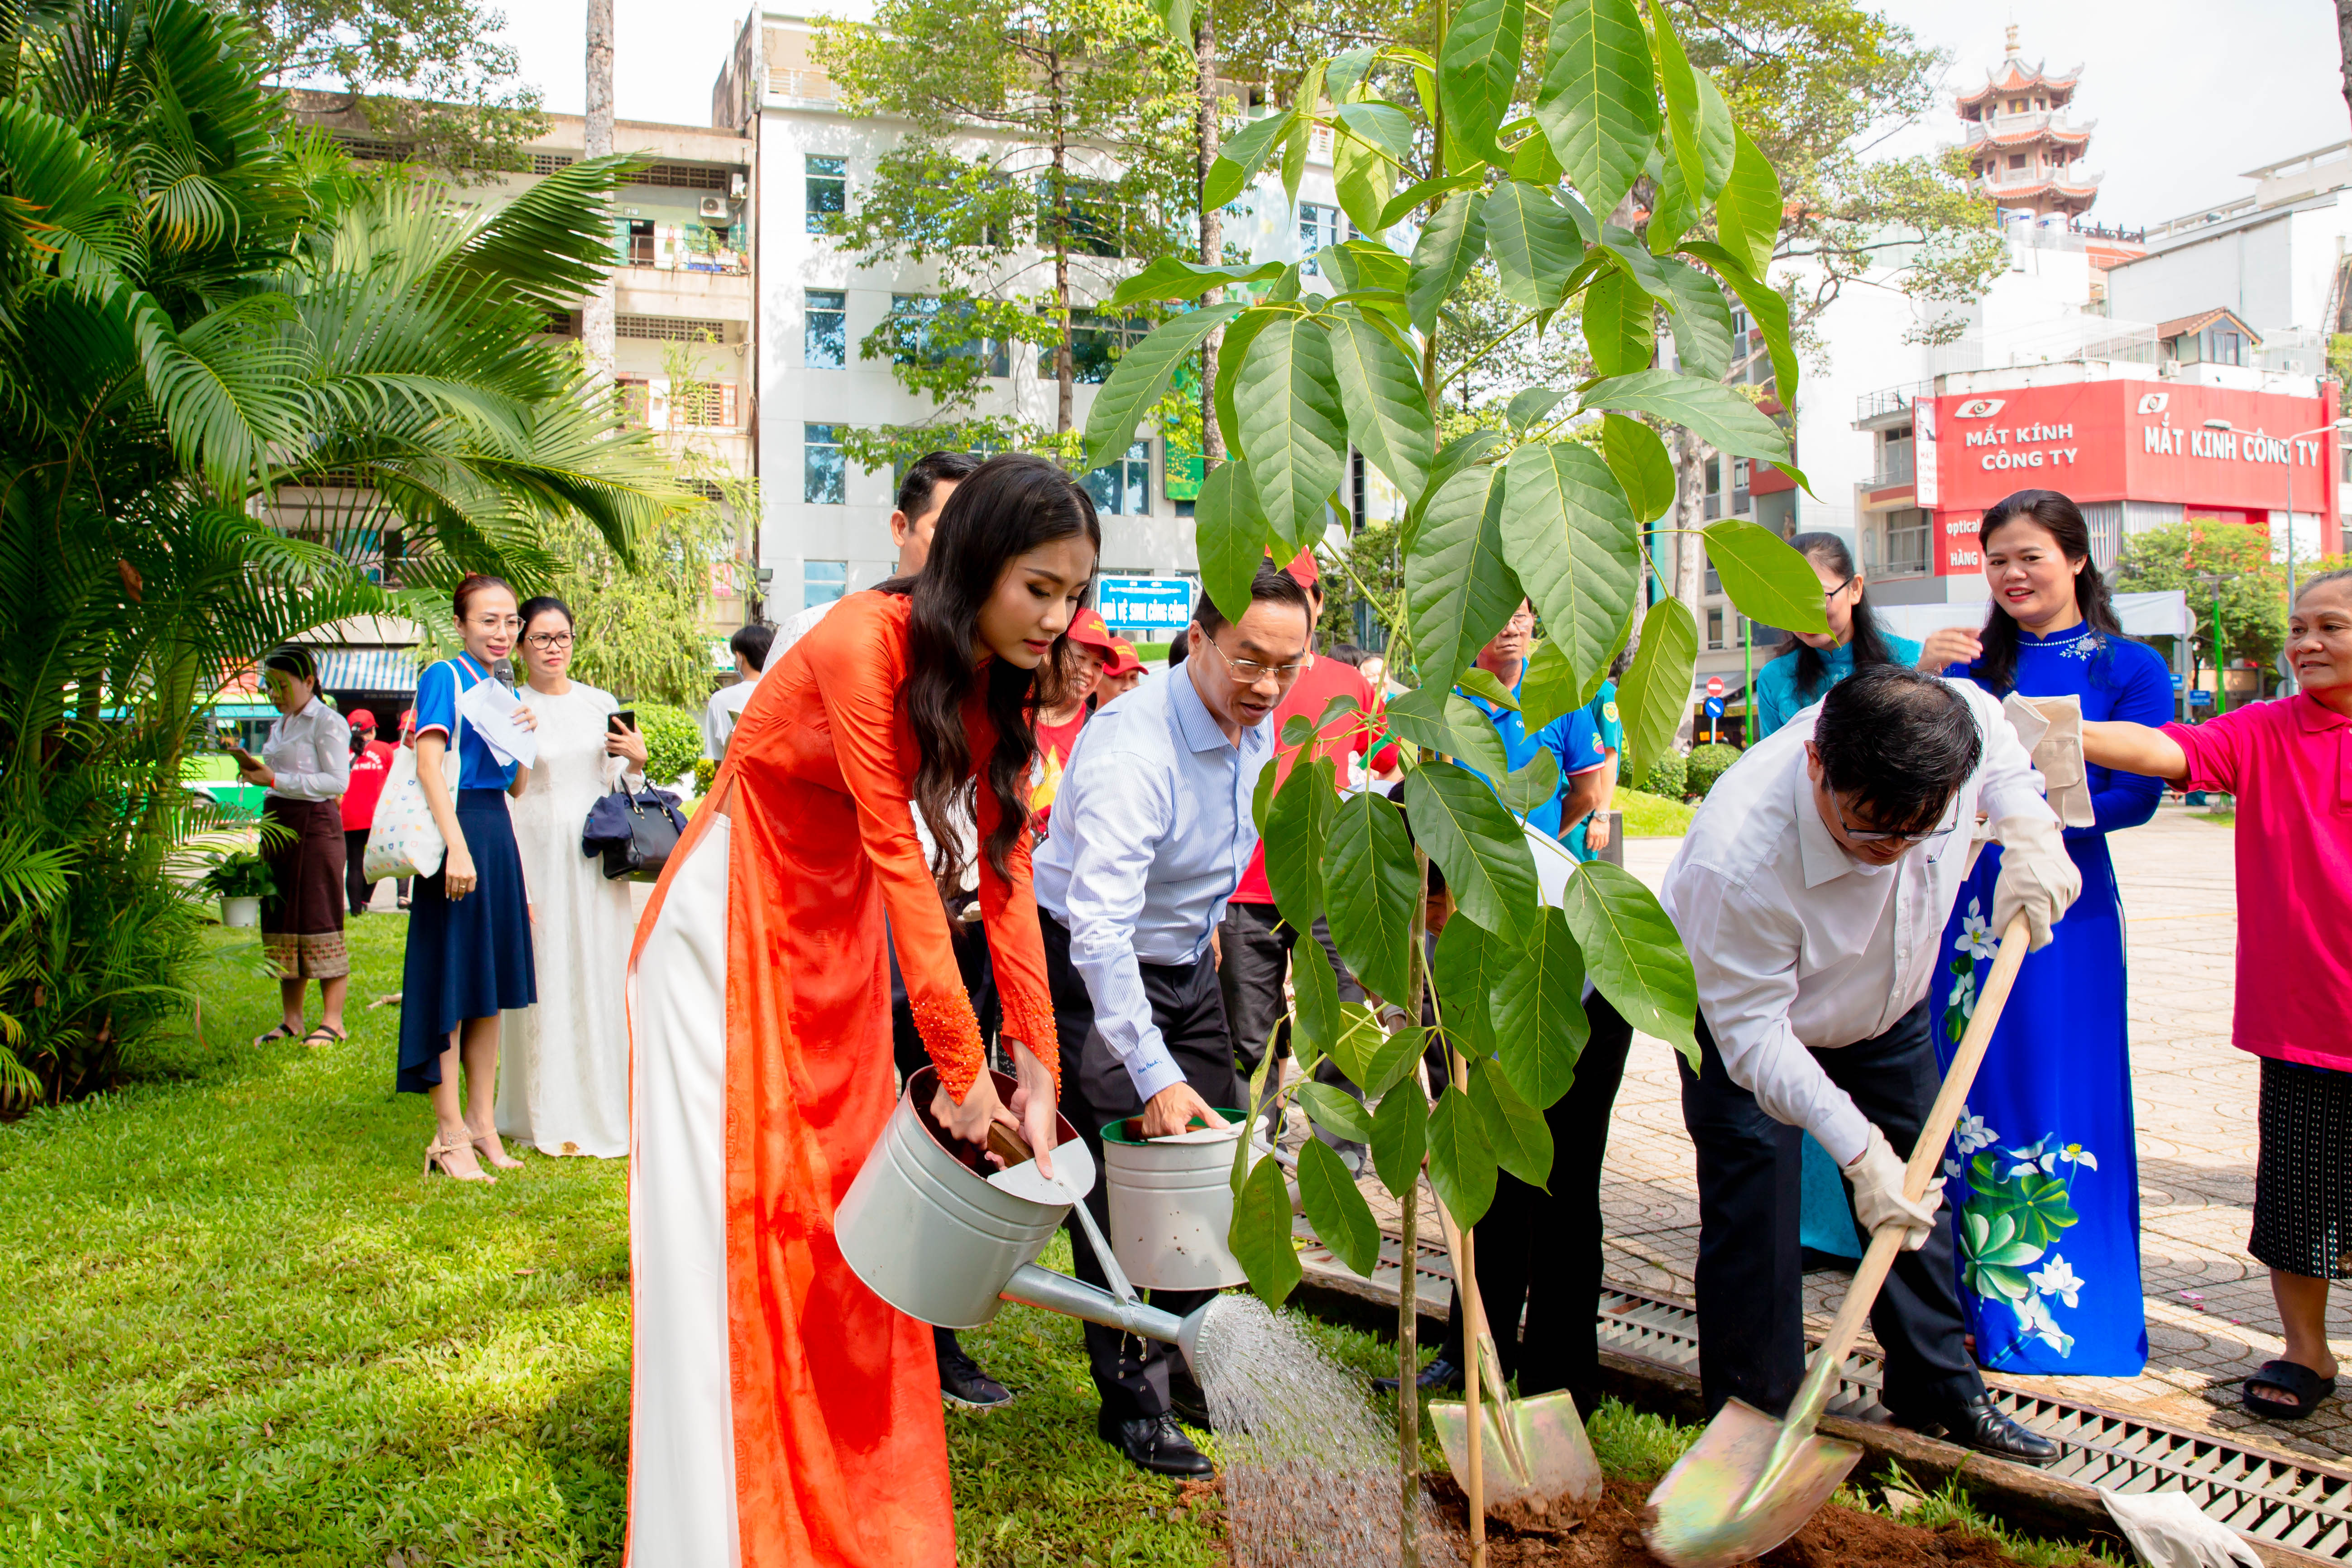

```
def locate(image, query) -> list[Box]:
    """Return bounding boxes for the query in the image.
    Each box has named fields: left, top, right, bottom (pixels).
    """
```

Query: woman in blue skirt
left=1915, top=489, right=2172, bottom=1373
left=400, top=573, right=539, bottom=1185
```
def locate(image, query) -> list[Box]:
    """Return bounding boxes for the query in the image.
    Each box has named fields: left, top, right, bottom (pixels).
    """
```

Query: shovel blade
left=1429, top=1391, right=1604, bottom=1522
left=1642, top=1397, right=1861, bottom=1568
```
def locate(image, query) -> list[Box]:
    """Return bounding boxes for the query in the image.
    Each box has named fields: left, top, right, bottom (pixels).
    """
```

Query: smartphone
left=609, top=709, right=636, bottom=734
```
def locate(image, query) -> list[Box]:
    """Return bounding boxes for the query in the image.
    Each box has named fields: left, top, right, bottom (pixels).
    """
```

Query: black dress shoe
left=1371, top=1355, right=1465, bottom=1396
left=1097, top=1410, right=1215, bottom=1477
left=1169, top=1370, right=1212, bottom=1430
left=935, top=1331, right=1012, bottom=1410
left=1896, top=1391, right=2060, bottom=1465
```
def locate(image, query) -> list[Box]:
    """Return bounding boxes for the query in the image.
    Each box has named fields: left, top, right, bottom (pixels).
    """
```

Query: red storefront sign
left=1928, top=380, right=2338, bottom=575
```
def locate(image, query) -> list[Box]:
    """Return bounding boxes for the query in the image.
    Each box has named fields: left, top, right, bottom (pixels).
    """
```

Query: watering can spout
left=998, top=1262, right=1214, bottom=1371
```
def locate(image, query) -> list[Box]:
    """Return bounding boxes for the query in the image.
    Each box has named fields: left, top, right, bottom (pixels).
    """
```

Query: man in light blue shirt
left=1451, top=600, right=1610, bottom=838
left=1032, top=558, right=1314, bottom=1477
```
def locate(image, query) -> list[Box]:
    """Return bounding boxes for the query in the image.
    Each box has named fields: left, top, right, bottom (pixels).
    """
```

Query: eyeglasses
left=1204, top=638, right=1311, bottom=687
left=526, top=632, right=574, bottom=650
left=1823, top=575, right=1858, bottom=605
left=1831, top=794, right=1955, bottom=846
left=468, top=614, right=522, bottom=632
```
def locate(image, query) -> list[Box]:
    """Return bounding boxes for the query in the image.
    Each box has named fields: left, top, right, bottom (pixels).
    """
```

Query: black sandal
left=301, top=1025, right=347, bottom=1049
left=252, top=1024, right=300, bottom=1047
left=2244, top=1359, right=2335, bottom=1420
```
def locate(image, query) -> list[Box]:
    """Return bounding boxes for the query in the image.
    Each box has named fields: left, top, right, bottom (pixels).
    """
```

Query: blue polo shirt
left=1455, top=676, right=1608, bottom=839
left=413, top=652, right=519, bottom=791
left=1563, top=681, right=1624, bottom=861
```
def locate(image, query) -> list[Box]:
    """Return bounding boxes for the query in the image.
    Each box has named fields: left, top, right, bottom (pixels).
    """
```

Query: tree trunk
left=1672, top=427, right=1710, bottom=750
left=583, top=0, right=617, bottom=383
left=1049, top=43, right=1075, bottom=436
left=1196, top=3, right=1225, bottom=466
left=2340, top=0, right=2352, bottom=133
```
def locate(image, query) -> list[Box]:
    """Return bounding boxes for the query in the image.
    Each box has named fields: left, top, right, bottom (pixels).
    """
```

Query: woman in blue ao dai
left=1916, top=489, right=2174, bottom=1374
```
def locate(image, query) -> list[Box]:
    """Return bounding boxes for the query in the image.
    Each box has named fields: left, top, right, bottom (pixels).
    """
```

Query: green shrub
left=1638, top=751, right=1687, bottom=800
left=694, top=757, right=718, bottom=796
left=1686, top=743, right=1742, bottom=799
left=199, top=851, right=274, bottom=900
left=637, top=705, right=703, bottom=788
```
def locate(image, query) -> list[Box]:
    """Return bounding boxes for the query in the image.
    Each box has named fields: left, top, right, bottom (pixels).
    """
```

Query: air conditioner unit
left=729, top=173, right=748, bottom=198
left=698, top=195, right=729, bottom=220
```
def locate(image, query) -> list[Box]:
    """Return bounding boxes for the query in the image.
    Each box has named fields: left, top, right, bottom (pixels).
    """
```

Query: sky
left=477, top=0, right=2349, bottom=230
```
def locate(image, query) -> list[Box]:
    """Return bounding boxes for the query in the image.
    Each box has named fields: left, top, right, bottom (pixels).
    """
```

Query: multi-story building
left=1955, top=27, right=2101, bottom=223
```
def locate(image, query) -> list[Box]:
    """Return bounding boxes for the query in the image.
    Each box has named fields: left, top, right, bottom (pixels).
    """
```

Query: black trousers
left=344, top=827, right=407, bottom=912
left=1676, top=997, right=1981, bottom=1419
left=1441, top=991, right=1636, bottom=1418
left=1218, top=900, right=1370, bottom=1144
left=1041, top=909, right=1244, bottom=1423
left=888, top=903, right=999, bottom=1084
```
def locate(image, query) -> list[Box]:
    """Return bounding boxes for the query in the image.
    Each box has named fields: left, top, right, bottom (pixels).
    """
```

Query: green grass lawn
left=1617, top=787, right=1695, bottom=837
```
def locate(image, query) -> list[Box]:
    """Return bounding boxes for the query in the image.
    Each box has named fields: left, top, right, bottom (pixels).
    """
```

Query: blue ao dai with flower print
left=1933, top=623, right=2174, bottom=1373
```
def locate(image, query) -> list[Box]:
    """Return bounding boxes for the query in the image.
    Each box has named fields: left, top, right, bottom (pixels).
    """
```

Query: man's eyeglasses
left=1204, top=638, right=1311, bottom=687
left=525, top=632, right=574, bottom=650
left=1832, top=794, right=1955, bottom=845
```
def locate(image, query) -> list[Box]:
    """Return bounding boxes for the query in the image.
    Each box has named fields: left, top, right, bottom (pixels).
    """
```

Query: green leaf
left=1454, top=667, right=1520, bottom=710
left=1333, top=101, right=1416, bottom=164
left=1427, top=1084, right=1499, bottom=1227
left=1265, top=754, right=1338, bottom=932
left=1325, top=784, right=1420, bottom=1006
left=1499, top=749, right=1561, bottom=815
left=1444, top=694, right=1514, bottom=782
left=1599, top=225, right=1681, bottom=305
left=1110, top=257, right=1289, bottom=307
left=1600, top=413, right=1677, bottom=523
left=1649, top=0, right=1706, bottom=207
left=1378, top=684, right=1457, bottom=756
left=1486, top=181, right=1587, bottom=311
left=1324, top=240, right=1412, bottom=297
left=1688, top=66, right=1738, bottom=203
left=1291, top=916, right=1346, bottom=1066
left=1252, top=734, right=1282, bottom=835
left=1084, top=305, right=1246, bottom=468
left=1677, top=240, right=1800, bottom=410
left=1404, top=765, right=1543, bottom=949
left=1580, top=369, right=1792, bottom=466
left=1534, top=0, right=1658, bottom=220
left=1282, top=110, right=1312, bottom=210
left=1510, top=129, right=1565, bottom=186
left=1490, top=906, right=1589, bottom=1107
left=1431, top=914, right=1503, bottom=1061
left=1236, top=316, right=1348, bottom=554
left=1714, top=125, right=1782, bottom=281
left=1439, top=0, right=1526, bottom=165
left=1508, top=387, right=1570, bottom=429
left=1296, top=1136, right=1382, bottom=1276
left=1358, top=1017, right=1429, bottom=1098
left=1229, top=1150, right=1304, bottom=1305
left=1581, top=267, right=1653, bottom=379
left=1328, top=307, right=1434, bottom=499
left=1299, top=1079, right=1377, bottom=1144
left=1327, top=44, right=1380, bottom=103
left=1471, top=1056, right=1554, bottom=1188
left=1213, top=307, right=1279, bottom=455
left=1657, top=257, right=1735, bottom=381
left=1407, top=429, right=1505, bottom=548
left=1519, top=638, right=1581, bottom=731
left=1334, top=132, right=1396, bottom=240
left=1648, top=137, right=1697, bottom=254
left=1499, top=441, right=1642, bottom=704
left=1149, top=0, right=1194, bottom=46
left=1369, top=1073, right=1428, bottom=1198
left=1616, top=597, right=1699, bottom=779
left=1406, top=464, right=1522, bottom=692
left=1196, top=458, right=1270, bottom=624
left=1704, top=520, right=1830, bottom=636
left=1384, top=171, right=1488, bottom=232
left=1563, top=861, right=1698, bottom=1064
left=1408, top=189, right=1490, bottom=339
left=1207, top=110, right=1296, bottom=209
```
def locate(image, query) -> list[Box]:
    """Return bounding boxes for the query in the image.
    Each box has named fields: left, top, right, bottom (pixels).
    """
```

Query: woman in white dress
left=497, top=595, right=649, bottom=1157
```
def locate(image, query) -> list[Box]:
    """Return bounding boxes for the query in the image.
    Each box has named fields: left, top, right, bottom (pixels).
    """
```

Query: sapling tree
left=1085, top=0, right=1833, bottom=1555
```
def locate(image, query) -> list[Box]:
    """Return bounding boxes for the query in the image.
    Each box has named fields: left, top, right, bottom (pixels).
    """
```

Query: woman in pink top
left=2082, top=568, right=2352, bottom=1422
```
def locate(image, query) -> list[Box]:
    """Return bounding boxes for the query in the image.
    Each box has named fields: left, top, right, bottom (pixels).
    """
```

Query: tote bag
left=364, top=707, right=464, bottom=882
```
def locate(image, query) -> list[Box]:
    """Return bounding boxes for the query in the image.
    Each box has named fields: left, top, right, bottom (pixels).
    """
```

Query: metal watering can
left=836, top=1067, right=1235, bottom=1370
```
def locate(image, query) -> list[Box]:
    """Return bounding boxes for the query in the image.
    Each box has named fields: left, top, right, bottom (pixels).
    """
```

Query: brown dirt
left=1425, top=1476, right=2026, bottom=1568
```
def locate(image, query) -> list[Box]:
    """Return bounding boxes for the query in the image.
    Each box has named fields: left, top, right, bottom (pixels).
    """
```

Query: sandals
left=471, top=1129, right=526, bottom=1170
left=252, top=1024, right=300, bottom=1047
left=424, top=1135, right=496, bottom=1185
left=301, top=1025, right=347, bottom=1049
left=2244, top=1359, right=2336, bottom=1420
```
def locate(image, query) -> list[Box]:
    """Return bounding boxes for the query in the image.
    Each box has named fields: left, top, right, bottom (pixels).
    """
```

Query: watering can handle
left=1778, top=914, right=2031, bottom=1444
left=985, top=1119, right=1144, bottom=1307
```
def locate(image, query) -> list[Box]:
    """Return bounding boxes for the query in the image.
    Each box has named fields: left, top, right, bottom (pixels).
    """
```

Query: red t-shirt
left=2165, top=694, right=2352, bottom=1068
left=1028, top=707, right=1090, bottom=834
left=1231, top=657, right=1399, bottom=906
left=342, top=738, right=396, bottom=832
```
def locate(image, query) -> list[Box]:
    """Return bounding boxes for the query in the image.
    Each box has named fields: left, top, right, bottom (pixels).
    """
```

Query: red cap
left=1272, top=547, right=1319, bottom=588
left=1102, top=637, right=1145, bottom=677
left=347, top=708, right=377, bottom=731
left=1066, top=608, right=1118, bottom=654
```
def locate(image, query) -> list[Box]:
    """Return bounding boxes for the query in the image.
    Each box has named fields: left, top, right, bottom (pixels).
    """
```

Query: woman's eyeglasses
left=526, top=632, right=574, bottom=650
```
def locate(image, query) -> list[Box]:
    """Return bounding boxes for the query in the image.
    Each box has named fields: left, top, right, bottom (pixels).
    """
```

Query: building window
left=671, top=381, right=738, bottom=427
left=1037, top=175, right=1127, bottom=258
left=804, top=561, right=847, bottom=610
left=806, top=154, right=846, bottom=235
left=616, top=376, right=651, bottom=427
left=1882, top=508, right=1930, bottom=577
left=1298, top=203, right=1351, bottom=271
left=1048, top=312, right=1148, bottom=384
left=1085, top=440, right=1150, bottom=516
left=804, top=423, right=846, bottom=504
left=805, top=290, right=846, bottom=368
left=2007, top=153, right=2026, bottom=170
left=1875, top=428, right=1914, bottom=487
left=889, top=294, right=1009, bottom=376
left=1705, top=607, right=1725, bottom=649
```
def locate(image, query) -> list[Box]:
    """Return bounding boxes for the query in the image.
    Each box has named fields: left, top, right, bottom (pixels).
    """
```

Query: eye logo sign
left=2136, top=392, right=2170, bottom=414
left=1953, top=398, right=2006, bottom=419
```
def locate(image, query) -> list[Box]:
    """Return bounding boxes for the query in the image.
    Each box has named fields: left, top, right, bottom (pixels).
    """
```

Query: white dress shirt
left=1032, top=662, right=1271, bottom=1103
left=699, top=672, right=761, bottom=760
left=261, top=696, right=351, bottom=802
left=768, top=599, right=835, bottom=662
left=1658, top=681, right=2052, bottom=1166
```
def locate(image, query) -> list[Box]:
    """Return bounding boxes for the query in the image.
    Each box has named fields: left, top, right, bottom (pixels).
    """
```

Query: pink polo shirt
left=2165, top=695, right=2352, bottom=1069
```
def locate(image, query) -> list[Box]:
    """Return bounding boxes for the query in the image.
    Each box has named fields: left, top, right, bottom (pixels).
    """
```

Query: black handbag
left=580, top=782, right=688, bottom=882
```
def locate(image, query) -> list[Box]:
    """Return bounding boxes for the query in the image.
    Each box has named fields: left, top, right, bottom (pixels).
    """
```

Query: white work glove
left=2003, top=692, right=2094, bottom=829
left=1992, top=809, right=2081, bottom=951
left=2101, top=1490, right=2261, bottom=1568
left=1842, top=1124, right=1944, bottom=1251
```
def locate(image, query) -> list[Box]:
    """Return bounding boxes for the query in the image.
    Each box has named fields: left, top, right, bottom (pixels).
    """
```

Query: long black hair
left=1971, top=489, right=2123, bottom=694
left=879, top=453, right=1100, bottom=889
left=1772, top=532, right=1895, bottom=701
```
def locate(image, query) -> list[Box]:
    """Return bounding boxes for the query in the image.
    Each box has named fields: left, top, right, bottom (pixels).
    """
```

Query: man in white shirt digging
left=1661, top=664, right=2079, bottom=1463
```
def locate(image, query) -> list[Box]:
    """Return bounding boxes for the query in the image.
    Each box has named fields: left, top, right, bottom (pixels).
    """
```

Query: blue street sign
left=1094, top=575, right=1196, bottom=634
left=1703, top=696, right=1725, bottom=718
left=2188, top=688, right=2213, bottom=708
left=2170, top=671, right=2185, bottom=691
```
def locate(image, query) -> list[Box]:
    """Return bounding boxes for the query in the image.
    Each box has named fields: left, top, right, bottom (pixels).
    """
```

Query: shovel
left=1644, top=913, right=2032, bottom=1568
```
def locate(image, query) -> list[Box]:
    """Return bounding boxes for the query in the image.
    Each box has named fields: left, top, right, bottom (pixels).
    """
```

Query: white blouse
left=262, top=697, right=352, bottom=802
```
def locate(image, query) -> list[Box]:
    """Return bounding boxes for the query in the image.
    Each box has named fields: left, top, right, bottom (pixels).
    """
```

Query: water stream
left=1194, top=1295, right=1465, bottom=1566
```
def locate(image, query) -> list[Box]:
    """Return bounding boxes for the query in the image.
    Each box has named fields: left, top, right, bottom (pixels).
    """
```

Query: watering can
left=836, top=1066, right=1241, bottom=1368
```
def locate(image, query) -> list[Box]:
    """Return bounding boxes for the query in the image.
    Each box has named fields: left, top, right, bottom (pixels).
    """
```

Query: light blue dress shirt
left=1032, top=662, right=1271, bottom=1104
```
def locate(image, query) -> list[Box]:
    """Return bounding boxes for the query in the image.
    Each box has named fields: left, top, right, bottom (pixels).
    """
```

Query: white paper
left=455, top=676, right=540, bottom=768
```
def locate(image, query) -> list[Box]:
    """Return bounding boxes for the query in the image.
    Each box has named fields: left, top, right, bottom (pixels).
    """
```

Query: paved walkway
left=1595, top=808, right=2352, bottom=1466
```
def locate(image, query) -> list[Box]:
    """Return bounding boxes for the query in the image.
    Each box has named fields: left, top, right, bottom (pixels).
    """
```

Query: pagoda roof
left=1974, top=120, right=2092, bottom=149
left=2156, top=307, right=2261, bottom=345
left=1958, top=61, right=2083, bottom=108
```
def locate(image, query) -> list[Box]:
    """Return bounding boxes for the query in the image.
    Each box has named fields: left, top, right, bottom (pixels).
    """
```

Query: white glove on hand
left=2003, top=692, right=2094, bottom=829
left=1843, top=1125, right=1943, bottom=1251
left=1993, top=809, right=2082, bottom=951
left=2101, top=1490, right=2262, bottom=1568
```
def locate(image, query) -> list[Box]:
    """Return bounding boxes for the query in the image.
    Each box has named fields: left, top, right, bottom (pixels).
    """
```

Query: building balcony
left=613, top=267, right=753, bottom=322
left=1855, top=381, right=1927, bottom=428
left=1868, top=448, right=1916, bottom=489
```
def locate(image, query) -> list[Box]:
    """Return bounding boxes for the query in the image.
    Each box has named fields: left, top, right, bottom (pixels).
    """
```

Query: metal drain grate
left=1297, top=1230, right=2352, bottom=1559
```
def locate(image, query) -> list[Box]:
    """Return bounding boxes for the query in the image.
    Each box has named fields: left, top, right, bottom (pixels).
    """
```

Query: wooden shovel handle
left=985, top=1122, right=1035, bottom=1168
